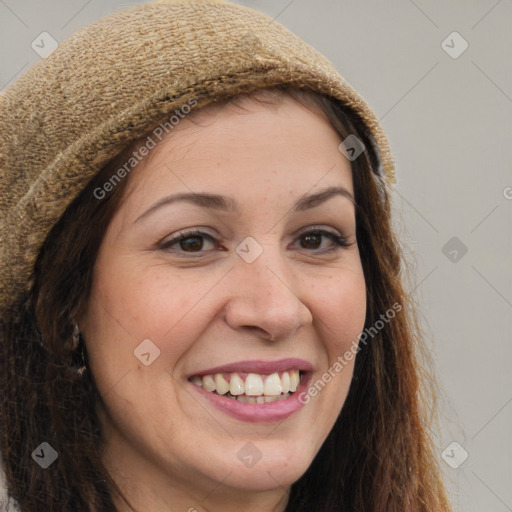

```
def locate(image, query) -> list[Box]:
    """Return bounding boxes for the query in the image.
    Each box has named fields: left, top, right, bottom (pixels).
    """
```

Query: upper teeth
left=190, top=370, right=301, bottom=397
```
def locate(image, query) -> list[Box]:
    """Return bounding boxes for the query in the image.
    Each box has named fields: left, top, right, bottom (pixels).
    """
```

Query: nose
left=223, top=242, right=313, bottom=342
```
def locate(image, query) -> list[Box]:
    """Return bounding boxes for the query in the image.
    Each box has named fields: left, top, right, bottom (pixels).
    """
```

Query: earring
left=72, top=322, right=80, bottom=349
left=72, top=321, right=87, bottom=375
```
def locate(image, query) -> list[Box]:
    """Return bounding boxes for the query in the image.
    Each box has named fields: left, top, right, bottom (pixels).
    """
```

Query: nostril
left=243, top=326, right=274, bottom=340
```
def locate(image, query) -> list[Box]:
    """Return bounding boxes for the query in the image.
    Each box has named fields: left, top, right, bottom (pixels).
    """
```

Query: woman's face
left=81, top=93, right=367, bottom=509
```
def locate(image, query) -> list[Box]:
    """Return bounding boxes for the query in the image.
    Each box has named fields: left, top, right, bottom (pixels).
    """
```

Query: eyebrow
left=134, top=185, right=356, bottom=224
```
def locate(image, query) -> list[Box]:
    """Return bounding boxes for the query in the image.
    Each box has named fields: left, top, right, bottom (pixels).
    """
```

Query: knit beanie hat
left=0, top=0, right=396, bottom=318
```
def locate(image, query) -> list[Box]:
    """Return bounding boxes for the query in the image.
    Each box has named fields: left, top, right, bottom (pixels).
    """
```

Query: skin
left=80, top=92, right=367, bottom=512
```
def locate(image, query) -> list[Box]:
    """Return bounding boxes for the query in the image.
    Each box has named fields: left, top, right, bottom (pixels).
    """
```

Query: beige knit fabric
left=0, top=0, right=395, bottom=317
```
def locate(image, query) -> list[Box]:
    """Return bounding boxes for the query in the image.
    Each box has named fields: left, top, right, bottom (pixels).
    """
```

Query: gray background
left=1, top=1, right=511, bottom=510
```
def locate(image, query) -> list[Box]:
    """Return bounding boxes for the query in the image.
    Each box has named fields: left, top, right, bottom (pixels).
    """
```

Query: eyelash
left=159, top=227, right=352, bottom=256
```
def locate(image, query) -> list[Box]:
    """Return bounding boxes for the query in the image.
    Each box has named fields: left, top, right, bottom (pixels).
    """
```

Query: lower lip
left=189, top=373, right=312, bottom=423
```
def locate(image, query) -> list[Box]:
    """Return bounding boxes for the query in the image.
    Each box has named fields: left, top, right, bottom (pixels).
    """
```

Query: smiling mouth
left=189, top=369, right=304, bottom=404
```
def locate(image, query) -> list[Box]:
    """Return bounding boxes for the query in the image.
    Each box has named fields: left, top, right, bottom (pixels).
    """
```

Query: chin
left=208, top=445, right=313, bottom=491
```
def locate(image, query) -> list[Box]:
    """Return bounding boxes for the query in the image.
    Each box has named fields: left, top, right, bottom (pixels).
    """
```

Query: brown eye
left=160, top=230, right=216, bottom=253
left=300, top=233, right=322, bottom=249
left=295, top=229, right=350, bottom=252
left=178, top=236, right=204, bottom=252
left=160, top=228, right=351, bottom=257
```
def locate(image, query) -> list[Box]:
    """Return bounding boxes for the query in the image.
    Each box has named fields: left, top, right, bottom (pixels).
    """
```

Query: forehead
left=111, top=93, right=356, bottom=230
left=131, top=93, right=352, bottom=190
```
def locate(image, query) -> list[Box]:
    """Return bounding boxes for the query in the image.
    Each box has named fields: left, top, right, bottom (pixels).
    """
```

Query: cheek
left=84, top=253, right=230, bottom=389
left=291, top=266, right=365, bottom=449
left=90, top=251, right=210, bottom=340
left=306, top=266, right=366, bottom=398
left=310, top=266, right=367, bottom=350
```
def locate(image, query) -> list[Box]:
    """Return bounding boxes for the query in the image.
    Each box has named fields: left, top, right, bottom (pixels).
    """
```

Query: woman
left=0, top=1, right=451, bottom=510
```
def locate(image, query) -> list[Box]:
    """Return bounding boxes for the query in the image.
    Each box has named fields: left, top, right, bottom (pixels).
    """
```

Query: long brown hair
left=0, top=87, right=451, bottom=511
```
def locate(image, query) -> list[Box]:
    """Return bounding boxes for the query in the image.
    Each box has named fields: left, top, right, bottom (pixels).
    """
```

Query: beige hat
left=0, top=0, right=395, bottom=317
